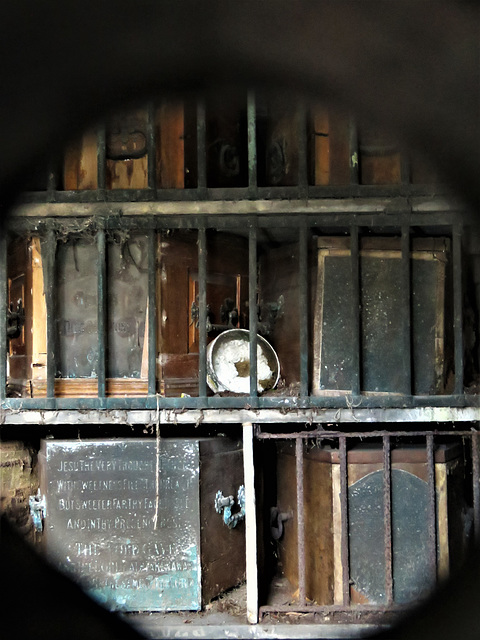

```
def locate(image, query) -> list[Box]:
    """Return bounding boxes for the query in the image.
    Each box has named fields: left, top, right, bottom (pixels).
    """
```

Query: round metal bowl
left=206, top=329, right=280, bottom=394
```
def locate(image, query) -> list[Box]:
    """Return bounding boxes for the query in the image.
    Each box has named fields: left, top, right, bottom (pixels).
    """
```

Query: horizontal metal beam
left=10, top=196, right=464, bottom=220
left=1, top=406, right=479, bottom=426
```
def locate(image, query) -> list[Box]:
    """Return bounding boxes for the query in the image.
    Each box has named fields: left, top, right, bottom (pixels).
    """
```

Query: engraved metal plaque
left=39, top=439, right=201, bottom=612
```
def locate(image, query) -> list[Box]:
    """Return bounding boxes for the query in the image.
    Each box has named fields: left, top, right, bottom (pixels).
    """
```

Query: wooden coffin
left=313, top=236, right=452, bottom=395
left=38, top=436, right=245, bottom=611
left=276, top=441, right=468, bottom=606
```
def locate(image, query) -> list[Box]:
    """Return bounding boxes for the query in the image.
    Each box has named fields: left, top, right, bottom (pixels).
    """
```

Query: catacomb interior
left=1, top=93, right=479, bottom=637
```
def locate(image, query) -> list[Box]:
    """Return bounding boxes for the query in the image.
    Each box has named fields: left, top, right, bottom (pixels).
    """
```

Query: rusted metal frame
left=96, top=124, right=106, bottom=197
left=349, top=119, right=359, bottom=185
left=247, top=90, right=258, bottom=198
left=146, top=102, right=157, bottom=191
left=248, top=219, right=259, bottom=406
left=197, top=225, right=208, bottom=399
left=96, top=226, right=107, bottom=404
left=402, top=224, right=412, bottom=395
left=259, top=603, right=409, bottom=614
left=472, top=429, right=480, bottom=543
left=297, top=101, right=308, bottom=198
left=383, top=435, right=394, bottom=605
left=0, top=233, right=7, bottom=399
left=147, top=228, right=157, bottom=396
left=339, top=435, right=350, bottom=606
left=295, top=436, right=307, bottom=605
left=453, top=224, right=464, bottom=395
left=426, top=433, right=438, bottom=586
left=256, top=428, right=474, bottom=440
left=196, top=99, right=207, bottom=197
left=299, top=220, right=309, bottom=398
left=350, top=222, right=361, bottom=396
left=43, top=227, right=57, bottom=405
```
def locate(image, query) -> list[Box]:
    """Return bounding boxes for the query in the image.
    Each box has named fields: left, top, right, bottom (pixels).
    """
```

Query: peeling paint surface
left=41, top=438, right=201, bottom=611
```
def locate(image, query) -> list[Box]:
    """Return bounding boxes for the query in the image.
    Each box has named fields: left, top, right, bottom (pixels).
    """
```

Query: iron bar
left=299, top=221, right=309, bottom=397
left=197, top=226, right=208, bottom=398
left=472, top=430, right=480, bottom=542
left=256, top=428, right=476, bottom=440
left=401, top=225, right=412, bottom=395
left=295, top=436, right=307, bottom=605
left=383, top=435, right=394, bottom=605
left=247, top=91, right=257, bottom=198
left=248, top=220, right=258, bottom=404
left=297, top=101, right=308, bottom=197
left=44, top=228, right=56, bottom=403
left=147, top=228, right=157, bottom=396
left=349, top=119, right=359, bottom=185
left=147, top=102, right=157, bottom=191
left=350, top=223, right=361, bottom=396
left=97, top=227, right=107, bottom=401
left=0, top=233, right=7, bottom=400
left=196, top=100, right=207, bottom=195
left=96, top=125, right=106, bottom=194
left=426, top=434, right=437, bottom=587
left=339, top=435, right=350, bottom=606
left=453, top=225, right=464, bottom=395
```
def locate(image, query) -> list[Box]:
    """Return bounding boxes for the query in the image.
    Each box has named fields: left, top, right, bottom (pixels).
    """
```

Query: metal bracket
left=29, top=489, right=46, bottom=532
left=214, top=485, right=245, bottom=529
left=270, top=506, right=292, bottom=540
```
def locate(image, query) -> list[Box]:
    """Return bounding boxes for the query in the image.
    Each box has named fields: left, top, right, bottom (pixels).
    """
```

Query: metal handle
left=214, top=485, right=245, bottom=529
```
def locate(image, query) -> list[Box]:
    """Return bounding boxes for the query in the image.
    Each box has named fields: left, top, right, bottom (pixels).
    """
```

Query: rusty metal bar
left=472, top=430, right=480, bottom=542
left=196, top=100, right=207, bottom=195
left=297, top=101, right=308, bottom=197
left=147, top=228, right=157, bottom=396
left=383, top=435, right=394, bottom=605
left=299, top=220, right=309, bottom=397
left=339, top=435, right=350, bottom=606
left=426, top=434, right=437, bottom=586
left=453, top=226, right=464, bottom=395
left=256, top=428, right=475, bottom=440
left=349, top=119, right=359, bottom=185
left=198, top=225, right=207, bottom=398
left=295, top=436, right=307, bottom=605
left=0, top=233, right=7, bottom=400
left=350, top=223, right=361, bottom=396
left=43, top=228, right=56, bottom=403
left=401, top=225, right=412, bottom=395
left=147, top=102, right=157, bottom=190
left=248, top=220, right=258, bottom=404
left=97, top=227, right=107, bottom=402
left=247, top=91, right=257, bottom=198
left=96, top=125, right=106, bottom=194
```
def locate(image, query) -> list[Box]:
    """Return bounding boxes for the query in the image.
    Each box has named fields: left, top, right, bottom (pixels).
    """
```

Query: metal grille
left=0, top=213, right=476, bottom=413
left=256, top=427, right=480, bottom=624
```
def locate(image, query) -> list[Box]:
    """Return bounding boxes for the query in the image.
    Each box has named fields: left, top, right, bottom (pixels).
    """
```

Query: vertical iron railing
left=453, top=225, right=464, bottom=395
left=97, top=226, right=107, bottom=403
left=0, top=232, right=7, bottom=400
left=298, top=221, right=309, bottom=398
left=248, top=219, right=258, bottom=405
left=295, top=436, right=307, bottom=605
left=383, top=434, right=394, bottom=605
left=196, top=100, right=207, bottom=196
left=147, top=228, right=157, bottom=396
left=43, top=228, right=56, bottom=405
left=350, top=223, right=361, bottom=397
left=426, top=434, right=438, bottom=587
left=197, top=225, right=208, bottom=400
left=147, top=102, right=157, bottom=191
left=339, top=435, right=350, bottom=606
left=401, top=225, right=412, bottom=395
left=247, top=91, right=257, bottom=199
